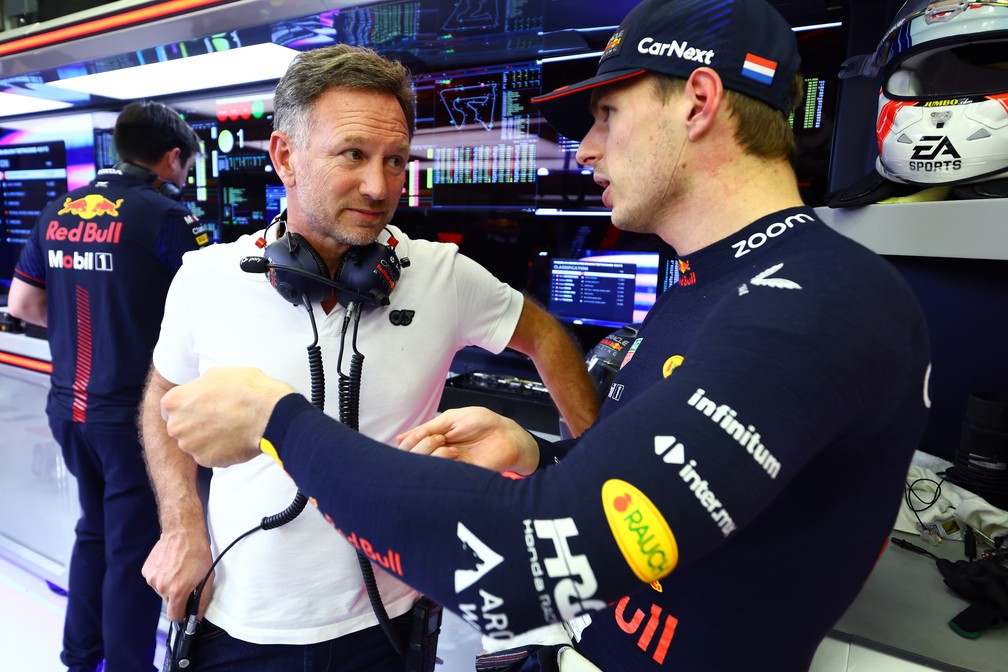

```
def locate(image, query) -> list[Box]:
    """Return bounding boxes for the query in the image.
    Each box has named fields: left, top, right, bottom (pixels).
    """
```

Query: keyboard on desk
left=440, top=371, right=558, bottom=434
left=460, top=372, right=549, bottom=398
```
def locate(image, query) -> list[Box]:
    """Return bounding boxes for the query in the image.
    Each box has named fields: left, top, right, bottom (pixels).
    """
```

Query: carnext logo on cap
left=637, top=37, right=714, bottom=65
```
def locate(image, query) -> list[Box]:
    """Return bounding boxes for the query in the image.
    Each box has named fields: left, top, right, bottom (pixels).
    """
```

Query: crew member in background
left=140, top=44, right=599, bottom=671
left=154, top=0, right=933, bottom=669
left=8, top=100, right=209, bottom=672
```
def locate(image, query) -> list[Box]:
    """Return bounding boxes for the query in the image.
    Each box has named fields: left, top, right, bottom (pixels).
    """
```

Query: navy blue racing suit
left=260, top=207, right=930, bottom=671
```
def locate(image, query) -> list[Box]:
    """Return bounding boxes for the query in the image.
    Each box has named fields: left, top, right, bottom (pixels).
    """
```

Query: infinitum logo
left=687, top=388, right=781, bottom=479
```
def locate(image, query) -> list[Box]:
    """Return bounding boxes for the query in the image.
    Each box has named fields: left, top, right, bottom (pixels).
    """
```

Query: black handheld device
left=405, top=596, right=443, bottom=672
left=162, top=591, right=199, bottom=671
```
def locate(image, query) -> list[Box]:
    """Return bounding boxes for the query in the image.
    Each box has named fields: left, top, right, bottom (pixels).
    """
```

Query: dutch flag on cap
left=741, top=53, right=777, bottom=86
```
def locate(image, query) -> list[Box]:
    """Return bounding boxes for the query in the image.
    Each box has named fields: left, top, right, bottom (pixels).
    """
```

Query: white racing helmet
left=867, top=1, right=1008, bottom=185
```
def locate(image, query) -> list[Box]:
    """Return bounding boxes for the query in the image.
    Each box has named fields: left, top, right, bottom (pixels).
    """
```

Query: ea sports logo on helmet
left=906, top=135, right=963, bottom=173
left=876, top=97, right=1008, bottom=185
left=910, top=136, right=961, bottom=162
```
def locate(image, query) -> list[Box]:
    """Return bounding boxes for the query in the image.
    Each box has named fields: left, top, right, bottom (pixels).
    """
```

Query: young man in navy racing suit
left=155, top=1, right=932, bottom=669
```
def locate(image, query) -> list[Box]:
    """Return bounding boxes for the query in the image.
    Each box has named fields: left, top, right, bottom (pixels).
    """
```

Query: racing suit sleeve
left=261, top=277, right=930, bottom=638
left=13, top=215, right=47, bottom=287
left=535, top=435, right=578, bottom=469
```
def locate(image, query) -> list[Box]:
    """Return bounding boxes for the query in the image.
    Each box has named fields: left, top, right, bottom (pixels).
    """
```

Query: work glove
left=935, top=557, right=1008, bottom=638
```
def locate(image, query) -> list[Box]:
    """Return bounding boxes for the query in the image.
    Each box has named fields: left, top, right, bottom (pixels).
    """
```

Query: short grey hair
left=273, top=44, right=416, bottom=149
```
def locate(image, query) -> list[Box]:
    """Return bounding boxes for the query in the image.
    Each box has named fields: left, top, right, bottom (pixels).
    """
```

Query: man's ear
left=151, top=146, right=181, bottom=176
left=167, top=146, right=183, bottom=171
left=683, top=67, right=724, bottom=141
left=270, top=131, right=295, bottom=187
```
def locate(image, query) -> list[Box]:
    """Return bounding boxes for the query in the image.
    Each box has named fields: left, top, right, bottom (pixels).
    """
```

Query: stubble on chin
left=333, top=209, right=392, bottom=246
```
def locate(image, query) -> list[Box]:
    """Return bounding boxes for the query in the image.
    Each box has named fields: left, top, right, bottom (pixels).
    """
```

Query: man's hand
left=396, top=406, right=540, bottom=476
left=161, top=367, right=295, bottom=467
left=142, top=527, right=214, bottom=622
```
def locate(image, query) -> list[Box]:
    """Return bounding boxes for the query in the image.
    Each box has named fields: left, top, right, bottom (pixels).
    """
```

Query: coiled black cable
left=337, top=301, right=405, bottom=656
left=307, top=341, right=325, bottom=415
left=904, top=474, right=947, bottom=530
left=261, top=491, right=309, bottom=530
left=340, top=351, right=364, bottom=430
left=337, top=305, right=363, bottom=432
left=259, top=300, right=325, bottom=529
left=258, top=340, right=322, bottom=530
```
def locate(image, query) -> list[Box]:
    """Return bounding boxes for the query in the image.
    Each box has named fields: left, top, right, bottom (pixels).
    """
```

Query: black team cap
left=531, top=0, right=801, bottom=140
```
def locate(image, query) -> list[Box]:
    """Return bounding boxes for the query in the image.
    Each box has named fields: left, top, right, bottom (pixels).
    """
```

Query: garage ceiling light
left=0, top=92, right=73, bottom=117
left=45, top=42, right=298, bottom=100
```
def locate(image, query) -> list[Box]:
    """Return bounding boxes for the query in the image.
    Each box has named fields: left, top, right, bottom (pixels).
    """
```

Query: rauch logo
left=602, top=479, right=678, bottom=582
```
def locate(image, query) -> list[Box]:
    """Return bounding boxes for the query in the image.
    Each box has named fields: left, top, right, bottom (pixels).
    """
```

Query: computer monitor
left=549, top=250, right=659, bottom=329
left=265, top=183, right=287, bottom=226
left=0, top=139, right=72, bottom=291
left=404, top=61, right=543, bottom=210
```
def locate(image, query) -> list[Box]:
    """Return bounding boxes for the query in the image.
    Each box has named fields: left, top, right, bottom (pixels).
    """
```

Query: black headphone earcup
left=263, top=232, right=332, bottom=305
left=334, top=242, right=401, bottom=308
left=159, top=181, right=182, bottom=200
left=116, top=161, right=182, bottom=200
